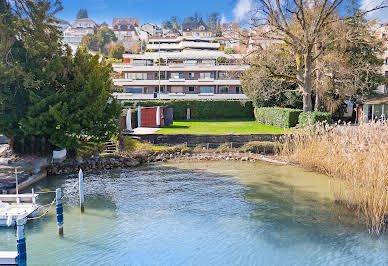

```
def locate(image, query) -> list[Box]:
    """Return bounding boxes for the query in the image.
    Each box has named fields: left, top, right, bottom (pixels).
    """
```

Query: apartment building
left=112, top=48, right=248, bottom=100
left=376, top=23, right=388, bottom=94
left=146, top=36, right=220, bottom=53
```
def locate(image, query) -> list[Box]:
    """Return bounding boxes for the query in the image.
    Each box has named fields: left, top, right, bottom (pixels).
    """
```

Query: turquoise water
left=0, top=161, right=387, bottom=265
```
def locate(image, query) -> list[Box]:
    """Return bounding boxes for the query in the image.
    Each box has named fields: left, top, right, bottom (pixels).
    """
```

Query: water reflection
left=0, top=162, right=386, bottom=265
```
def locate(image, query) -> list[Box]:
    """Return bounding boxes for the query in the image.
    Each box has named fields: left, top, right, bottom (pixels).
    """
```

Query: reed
left=281, top=121, right=388, bottom=234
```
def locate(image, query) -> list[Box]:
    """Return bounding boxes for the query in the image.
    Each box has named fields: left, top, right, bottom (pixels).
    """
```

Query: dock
left=0, top=193, right=39, bottom=227
left=0, top=251, right=17, bottom=265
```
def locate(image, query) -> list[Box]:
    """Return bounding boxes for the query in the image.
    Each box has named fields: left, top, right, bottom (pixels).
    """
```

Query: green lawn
left=155, top=120, right=286, bottom=135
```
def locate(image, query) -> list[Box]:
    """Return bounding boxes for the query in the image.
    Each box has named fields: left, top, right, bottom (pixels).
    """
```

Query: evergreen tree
left=77, top=9, right=88, bottom=19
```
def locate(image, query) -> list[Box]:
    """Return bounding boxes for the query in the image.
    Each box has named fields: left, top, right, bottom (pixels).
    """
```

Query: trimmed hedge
left=254, top=107, right=302, bottom=128
left=298, top=111, right=332, bottom=127
left=122, top=100, right=254, bottom=120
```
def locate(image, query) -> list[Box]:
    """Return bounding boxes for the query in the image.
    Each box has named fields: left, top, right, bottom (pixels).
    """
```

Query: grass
left=155, top=120, right=286, bottom=135
left=281, top=121, right=388, bottom=235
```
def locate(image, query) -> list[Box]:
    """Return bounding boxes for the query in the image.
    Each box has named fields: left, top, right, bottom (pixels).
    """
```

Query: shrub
left=122, top=136, right=142, bottom=152
left=217, top=56, right=227, bottom=64
left=255, top=107, right=302, bottom=128
left=240, top=141, right=280, bottom=154
left=298, top=111, right=332, bottom=127
left=76, top=142, right=106, bottom=158
left=216, top=143, right=232, bottom=153
left=123, top=100, right=254, bottom=120
left=225, top=48, right=235, bottom=54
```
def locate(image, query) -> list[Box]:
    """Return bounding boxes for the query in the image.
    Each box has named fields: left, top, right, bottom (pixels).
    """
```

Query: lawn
left=155, top=120, right=286, bottom=135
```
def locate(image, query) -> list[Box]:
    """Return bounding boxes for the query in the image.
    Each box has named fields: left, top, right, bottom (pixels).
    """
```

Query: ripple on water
left=0, top=162, right=387, bottom=265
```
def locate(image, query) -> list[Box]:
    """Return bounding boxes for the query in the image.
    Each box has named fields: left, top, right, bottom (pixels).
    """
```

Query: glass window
left=189, top=86, right=195, bottom=92
left=236, top=86, right=241, bottom=93
left=200, top=73, right=214, bottom=79
left=188, top=73, right=194, bottom=78
left=219, top=72, right=228, bottom=79
left=125, top=87, right=143, bottom=93
left=154, top=72, right=165, bottom=79
left=200, top=86, right=214, bottom=93
left=171, top=73, right=183, bottom=79
left=219, top=87, right=228, bottom=93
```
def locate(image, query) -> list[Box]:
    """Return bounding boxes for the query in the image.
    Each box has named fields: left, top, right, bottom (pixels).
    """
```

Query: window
left=154, top=72, right=166, bottom=79
left=189, top=86, right=195, bottom=92
left=200, top=86, right=214, bottom=93
left=200, top=73, right=214, bottom=79
left=125, top=87, right=143, bottom=93
left=385, top=58, right=388, bottom=65
left=171, top=73, right=183, bottom=79
left=236, top=87, right=241, bottom=93
left=219, top=72, right=228, bottom=79
left=124, top=73, right=147, bottom=80
left=385, top=71, right=388, bottom=78
left=219, top=87, right=228, bottom=93
left=188, top=72, right=195, bottom=78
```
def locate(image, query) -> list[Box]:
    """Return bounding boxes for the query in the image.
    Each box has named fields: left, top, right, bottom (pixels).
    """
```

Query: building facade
left=62, top=18, right=97, bottom=52
left=182, top=19, right=214, bottom=38
left=375, top=23, right=388, bottom=94
left=112, top=48, right=248, bottom=100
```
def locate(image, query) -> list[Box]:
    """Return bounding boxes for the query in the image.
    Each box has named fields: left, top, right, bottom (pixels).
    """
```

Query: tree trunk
left=315, top=92, right=320, bottom=112
left=302, top=53, right=313, bottom=112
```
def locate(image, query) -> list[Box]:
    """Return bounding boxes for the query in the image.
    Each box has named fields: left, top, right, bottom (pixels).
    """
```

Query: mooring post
left=16, top=218, right=27, bottom=266
left=15, top=168, right=20, bottom=204
left=56, top=188, right=64, bottom=235
left=31, top=188, right=35, bottom=204
left=79, top=169, right=85, bottom=213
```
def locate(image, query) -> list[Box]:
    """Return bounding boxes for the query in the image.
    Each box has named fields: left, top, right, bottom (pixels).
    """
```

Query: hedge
left=254, top=107, right=302, bottom=128
left=122, top=100, right=254, bottom=120
left=298, top=111, right=332, bottom=127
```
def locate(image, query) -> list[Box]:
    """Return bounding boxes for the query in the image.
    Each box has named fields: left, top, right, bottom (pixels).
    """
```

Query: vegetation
left=81, top=27, right=117, bottom=55
left=224, top=48, right=235, bottom=54
left=76, top=9, right=88, bottom=19
left=155, top=120, right=286, bottom=135
left=281, top=122, right=388, bottom=234
left=216, top=56, right=227, bottom=64
left=240, top=141, right=280, bottom=154
left=109, top=44, right=125, bottom=60
left=76, top=141, right=106, bottom=158
left=123, top=100, right=254, bottom=120
left=298, top=112, right=332, bottom=127
left=243, top=1, right=386, bottom=112
left=0, top=0, right=121, bottom=153
left=254, top=108, right=302, bottom=128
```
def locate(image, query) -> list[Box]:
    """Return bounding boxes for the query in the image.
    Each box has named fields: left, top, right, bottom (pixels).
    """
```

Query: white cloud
left=360, top=0, right=388, bottom=22
left=233, top=0, right=253, bottom=22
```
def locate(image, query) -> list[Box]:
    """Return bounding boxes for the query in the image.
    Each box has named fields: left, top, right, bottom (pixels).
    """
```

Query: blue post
left=16, top=218, right=27, bottom=266
left=137, top=105, right=141, bottom=128
left=56, top=188, right=63, bottom=235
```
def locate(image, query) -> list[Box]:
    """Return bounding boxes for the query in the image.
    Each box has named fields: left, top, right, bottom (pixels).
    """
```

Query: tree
left=248, top=0, right=387, bottom=112
left=162, top=21, right=173, bottom=30
left=77, top=9, right=88, bottom=19
left=81, top=34, right=100, bottom=52
left=109, top=44, right=125, bottom=60
left=97, top=27, right=117, bottom=54
left=208, top=12, right=220, bottom=28
left=21, top=48, right=122, bottom=150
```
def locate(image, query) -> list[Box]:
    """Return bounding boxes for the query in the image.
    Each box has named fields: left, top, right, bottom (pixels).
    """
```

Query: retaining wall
left=129, top=134, right=284, bottom=146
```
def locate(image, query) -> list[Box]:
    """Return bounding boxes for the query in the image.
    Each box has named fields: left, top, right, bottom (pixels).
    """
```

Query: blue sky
left=57, top=0, right=387, bottom=25
left=57, top=0, right=242, bottom=24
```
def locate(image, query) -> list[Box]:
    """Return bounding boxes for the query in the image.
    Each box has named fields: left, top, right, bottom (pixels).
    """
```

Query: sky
left=56, top=0, right=387, bottom=25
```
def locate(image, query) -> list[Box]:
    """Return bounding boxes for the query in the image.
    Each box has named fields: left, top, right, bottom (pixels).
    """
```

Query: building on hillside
left=375, top=23, right=388, bottom=94
left=222, top=23, right=241, bottom=48
left=146, top=36, right=220, bottom=53
left=62, top=18, right=97, bottom=52
left=112, top=18, right=140, bottom=42
left=111, top=49, right=248, bottom=101
left=163, top=29, right=182, bottom=38
left=182, top=19, right=213, bottom=37
left=356, top=93, right=388, bottom=123
left=141, top=23, right=161, bottom=36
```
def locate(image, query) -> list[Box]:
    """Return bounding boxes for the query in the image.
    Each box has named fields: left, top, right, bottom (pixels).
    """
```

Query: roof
left=360, top=93, right=388, bottom=104
left=73, top=18, right=96, bottom=27
left=182, top=19, right=209, bottom=32
left=113, top=18, right=140, bottom=27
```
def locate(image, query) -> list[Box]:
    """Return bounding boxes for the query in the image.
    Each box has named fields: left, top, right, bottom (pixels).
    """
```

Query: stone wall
left=129, top=134, right=283, bottom=146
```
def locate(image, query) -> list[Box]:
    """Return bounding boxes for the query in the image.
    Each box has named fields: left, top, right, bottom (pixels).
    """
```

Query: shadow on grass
left=163, top=125, right=190, bottom=129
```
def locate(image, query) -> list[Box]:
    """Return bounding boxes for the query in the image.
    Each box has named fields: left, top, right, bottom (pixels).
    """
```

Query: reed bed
left=281, top=122, right=388, bottom=234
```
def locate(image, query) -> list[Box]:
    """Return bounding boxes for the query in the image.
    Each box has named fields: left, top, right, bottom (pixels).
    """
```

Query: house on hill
left=182, top=19, right=213, bottom=38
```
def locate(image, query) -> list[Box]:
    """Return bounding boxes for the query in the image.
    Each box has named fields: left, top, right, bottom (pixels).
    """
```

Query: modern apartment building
left=146, top=36, right=220, bottom=53
left=112, top=48, right=248, bottom=100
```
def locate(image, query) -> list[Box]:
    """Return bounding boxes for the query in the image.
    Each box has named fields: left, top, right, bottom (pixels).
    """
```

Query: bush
left=225, top=48, right=235, bottom=54
left=122, top=136, right=142, bottom=152
left=298, top=112, right=332, bottom=127
left=240, top=141, right=280, bottom=154
left=217, top=56, right=227, bottom=64
left=76, top=142, right=106, bottom=158
left=123, top=100, right=254, bottom=120
left=255, top=107, right=302, bottom=128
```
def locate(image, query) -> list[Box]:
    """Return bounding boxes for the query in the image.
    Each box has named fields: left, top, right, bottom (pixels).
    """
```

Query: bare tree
left=249, top=0, right=387, bottom=111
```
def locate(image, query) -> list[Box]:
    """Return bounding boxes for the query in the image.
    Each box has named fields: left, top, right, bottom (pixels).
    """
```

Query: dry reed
left=281, top=121, right=388, bottom=235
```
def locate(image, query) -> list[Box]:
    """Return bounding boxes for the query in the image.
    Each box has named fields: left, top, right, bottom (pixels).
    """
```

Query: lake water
left=0, top=161, right=387, bottom=265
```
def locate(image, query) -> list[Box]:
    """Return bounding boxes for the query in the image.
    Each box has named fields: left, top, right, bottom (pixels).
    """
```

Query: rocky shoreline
left=47, top=151, right=285, bottom=176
